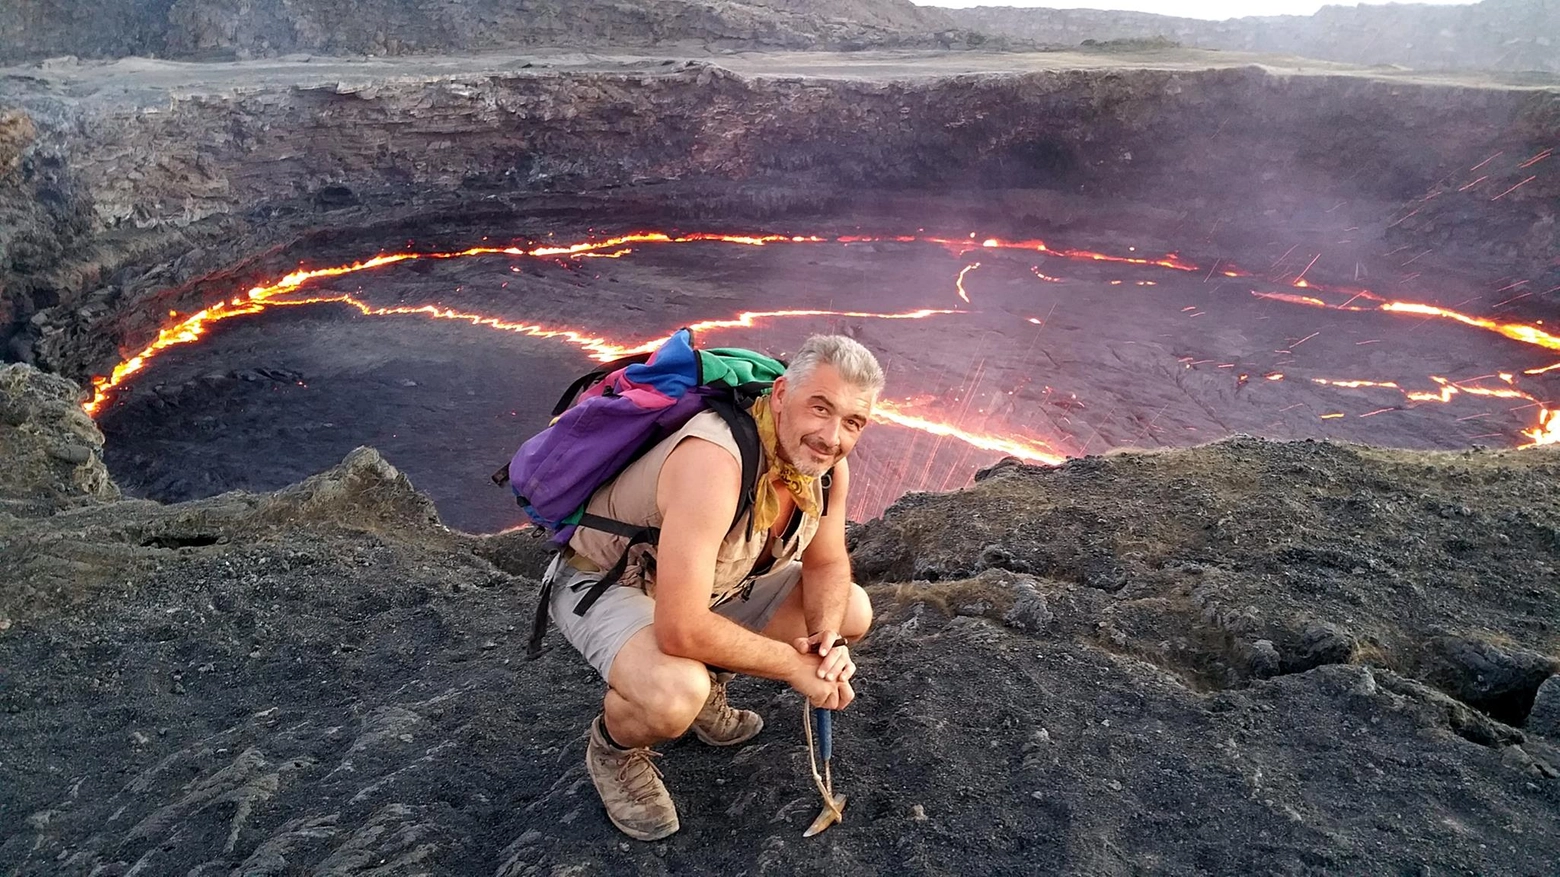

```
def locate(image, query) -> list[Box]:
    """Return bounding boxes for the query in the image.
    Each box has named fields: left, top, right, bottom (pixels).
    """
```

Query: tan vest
left=567, top=410, right=824, bottom=606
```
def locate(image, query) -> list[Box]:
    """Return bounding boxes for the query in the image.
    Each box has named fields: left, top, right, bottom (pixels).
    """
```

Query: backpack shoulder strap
left=567, top=392, right=761, bottom=615
left=703, top=390, right=764, bottom=538
left=705, top=392, right=835, bottom=527
left=526, top=519, right=661, bottom=659
left=568, top=523, right=659, bottom=617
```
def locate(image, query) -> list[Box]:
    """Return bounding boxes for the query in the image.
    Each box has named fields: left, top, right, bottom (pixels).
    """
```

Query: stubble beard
left=780, top=430, right=839, bottom=478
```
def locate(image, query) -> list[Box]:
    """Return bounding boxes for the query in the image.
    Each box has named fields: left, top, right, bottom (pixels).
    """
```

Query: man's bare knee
left=626, top=658, right=710, bottom=739
left=843, top=583, right=872, bottom=640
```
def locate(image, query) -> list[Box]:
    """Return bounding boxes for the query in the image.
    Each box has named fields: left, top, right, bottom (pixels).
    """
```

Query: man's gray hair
left=784, top=334, right=885, bottom=395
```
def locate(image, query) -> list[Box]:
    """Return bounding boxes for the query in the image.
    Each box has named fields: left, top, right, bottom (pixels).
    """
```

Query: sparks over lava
left=83, top=229, right=1559, bottom=459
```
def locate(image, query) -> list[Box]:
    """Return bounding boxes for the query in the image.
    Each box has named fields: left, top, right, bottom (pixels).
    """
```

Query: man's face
left=771, top=363, right=876, bottom=478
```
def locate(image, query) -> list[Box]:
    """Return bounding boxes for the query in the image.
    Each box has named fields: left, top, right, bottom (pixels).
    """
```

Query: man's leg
left=547, top=559, right=708, bottom=841
left=715, top=562, right=873, bottom=646
left=754, top=572, right=873, bottom=645
left=690, top=564, right=871, bottom=745
left=603, top=626, right=711, bottom=747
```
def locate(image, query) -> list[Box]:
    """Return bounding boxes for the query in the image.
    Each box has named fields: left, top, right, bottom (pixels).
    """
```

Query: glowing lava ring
left=86, top=230, right=1559, bottom=470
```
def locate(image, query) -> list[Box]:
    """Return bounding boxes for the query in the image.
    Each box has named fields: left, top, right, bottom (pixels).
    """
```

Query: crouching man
left=542, top=334, right=881, bottom=840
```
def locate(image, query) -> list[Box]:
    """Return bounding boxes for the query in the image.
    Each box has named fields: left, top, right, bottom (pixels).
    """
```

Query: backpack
left=491, top=328, right=829, bottom=658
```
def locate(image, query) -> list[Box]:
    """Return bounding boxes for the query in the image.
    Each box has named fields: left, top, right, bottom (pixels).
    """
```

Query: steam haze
left=919, top=1, right=1480, bottom=20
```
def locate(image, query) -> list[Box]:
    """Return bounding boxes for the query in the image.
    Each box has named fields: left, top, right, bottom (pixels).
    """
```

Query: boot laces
left=703, top=678, right=742, bottom=733
left=615, top=747, right=665, bottom=805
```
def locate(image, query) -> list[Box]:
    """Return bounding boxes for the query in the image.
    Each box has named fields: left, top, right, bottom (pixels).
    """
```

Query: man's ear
left=772, top=375, right=787, bottom=406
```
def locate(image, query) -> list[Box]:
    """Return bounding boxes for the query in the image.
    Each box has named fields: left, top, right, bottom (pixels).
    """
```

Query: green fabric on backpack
left=698, top=348, right=787, bottom=388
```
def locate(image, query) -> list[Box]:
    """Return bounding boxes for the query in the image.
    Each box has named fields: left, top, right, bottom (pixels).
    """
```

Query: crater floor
left=91, top=195, right=1560, bottom=531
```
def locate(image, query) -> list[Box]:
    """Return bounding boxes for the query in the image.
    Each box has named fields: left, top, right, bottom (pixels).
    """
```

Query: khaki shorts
left=544, top=554, right=803, bottom=682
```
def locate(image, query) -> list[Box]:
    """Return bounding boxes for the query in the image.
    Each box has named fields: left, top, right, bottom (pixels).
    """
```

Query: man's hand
left=793, top=630, right=856, bottom=683
left=788, top=653, right=856, bottom=710
left=786, top=631, right=856, bottom=710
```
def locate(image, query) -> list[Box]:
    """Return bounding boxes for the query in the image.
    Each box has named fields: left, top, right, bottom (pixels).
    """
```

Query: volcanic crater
left=2, top=52, right=1556, bottom=531
left=3, top=17, right=1560, bottom=876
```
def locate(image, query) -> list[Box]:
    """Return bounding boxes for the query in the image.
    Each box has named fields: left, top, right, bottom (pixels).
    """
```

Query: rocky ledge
left=2, top=362, right=1558, bottom=874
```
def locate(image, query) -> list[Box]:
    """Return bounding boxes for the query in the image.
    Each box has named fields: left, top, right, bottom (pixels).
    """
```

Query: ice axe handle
left=808, top=635, right=844, bottom=762
left=812, top=706, right=833, bottom=762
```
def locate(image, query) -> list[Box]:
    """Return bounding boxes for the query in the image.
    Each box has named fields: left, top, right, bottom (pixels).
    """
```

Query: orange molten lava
left=1527, top=408, right=1560, bottom=445
left=82, top=228, right=1559, bottom=458
left=1249, top=286, right=1557, bottom=446
left=955, top=263, right=981, bottom=304
left=268, top=295, right=631, bottom=359
left=84, top=229, right=1194, bottom=415
left=1252, top=289, right=1559, bottom=355
left=267, top=294, right=963, bottom=361
left=1311, top=374, right=1555, bottom=446
left=1378, top=302, right=1560, bottom=352
left=81, top=233, right=863, bottom=414
left=872, top=400, right=1067, bottom=466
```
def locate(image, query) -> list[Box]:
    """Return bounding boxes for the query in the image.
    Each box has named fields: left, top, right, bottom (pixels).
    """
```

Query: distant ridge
left=941, top=0, right=1560, bottom=73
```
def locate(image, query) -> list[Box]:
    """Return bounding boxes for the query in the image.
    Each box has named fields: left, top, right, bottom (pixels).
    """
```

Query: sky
left=914, top=1, right=1479, bottom=21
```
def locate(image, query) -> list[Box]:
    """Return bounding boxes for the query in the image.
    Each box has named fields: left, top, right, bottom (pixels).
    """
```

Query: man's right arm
left=651, top=437, right=846, bottom=707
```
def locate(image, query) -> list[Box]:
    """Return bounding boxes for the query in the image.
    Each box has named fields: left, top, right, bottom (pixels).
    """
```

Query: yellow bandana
left=750, top=395, right=822, bottom=532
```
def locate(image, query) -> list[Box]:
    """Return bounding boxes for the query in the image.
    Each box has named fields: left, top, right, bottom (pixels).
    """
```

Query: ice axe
left=802, top=702, right=846, bottom=836
left=801, top=637, right=848, bottom=837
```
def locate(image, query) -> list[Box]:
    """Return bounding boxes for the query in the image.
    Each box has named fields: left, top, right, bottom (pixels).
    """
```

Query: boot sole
left=603, top=810, right=680, bottom=842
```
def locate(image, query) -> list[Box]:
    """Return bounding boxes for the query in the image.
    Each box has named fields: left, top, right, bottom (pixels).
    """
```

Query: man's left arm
left=797, top=458, right=856, bottom=682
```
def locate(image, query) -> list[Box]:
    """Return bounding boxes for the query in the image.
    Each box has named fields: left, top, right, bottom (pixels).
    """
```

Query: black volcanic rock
left=1529, top=675, right=1560, bottom=738
left=1419, top=635, right=1560, bottom=726
left=2, top=364, right=1558, bottom=874
left=0, top=363, right=119, bottom=516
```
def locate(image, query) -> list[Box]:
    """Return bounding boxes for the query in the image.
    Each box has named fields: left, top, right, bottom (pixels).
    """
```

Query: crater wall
left=2, top=55, right=1555, bottom=385
left=0, top=0, right=961, bottom=64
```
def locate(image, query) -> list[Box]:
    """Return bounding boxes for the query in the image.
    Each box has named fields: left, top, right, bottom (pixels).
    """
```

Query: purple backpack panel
left=510, top=391, right=708, bottom=543
left=508, top=329, right=707, bottom=544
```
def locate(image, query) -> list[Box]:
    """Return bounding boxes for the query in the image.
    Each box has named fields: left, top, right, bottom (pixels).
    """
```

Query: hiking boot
left=692, top=671, right=764, bottom=746
left=585, top=715, right=679, bottom=841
